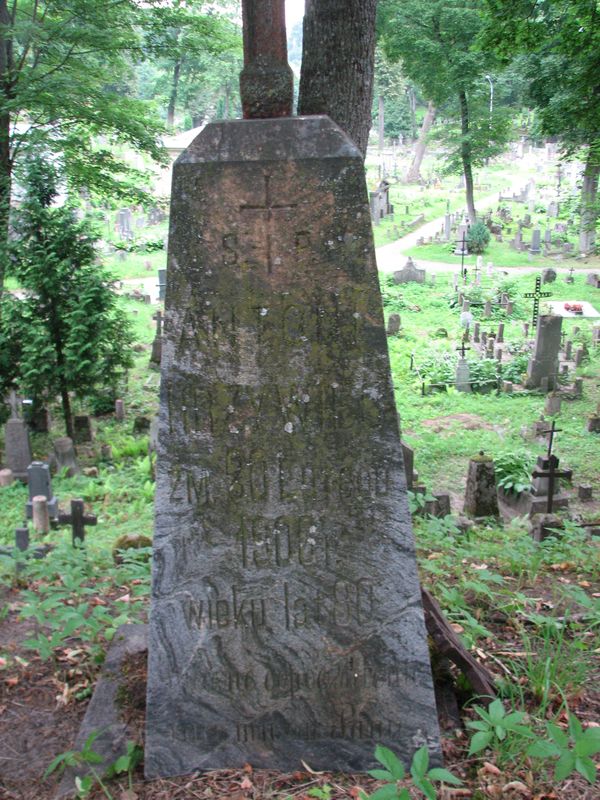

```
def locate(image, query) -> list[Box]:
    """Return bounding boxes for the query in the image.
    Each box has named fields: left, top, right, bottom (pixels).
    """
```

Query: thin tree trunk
left=579, top=144, right=600, bottom=254
left=378, top=94, right=384, bottom=153
left=405, top=100, right=435, bottom=183
left=459, top=90, right=476, bottom=223
left=167, top=60, right=181, bottom=128
left=0, top=0, right=14, bottom=295
left=298, top=0, right=377, bottom=158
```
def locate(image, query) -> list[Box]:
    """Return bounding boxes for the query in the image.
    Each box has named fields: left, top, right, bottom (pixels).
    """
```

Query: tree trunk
left=167, top=59, right=181, bottom=128
left=405, top=100, right=435, bottom=183
left=298, top=0, right=377, bottom=158
left=0, top=0, right=14, bottom=294
left=579, top=144, right=600, bottom=254
left=407, top=86, right=417, bottom=140
left=459, top=90, right=476, bottom=223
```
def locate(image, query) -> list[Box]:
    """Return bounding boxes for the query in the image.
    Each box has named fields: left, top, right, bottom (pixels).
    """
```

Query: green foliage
left=467, top=698, right=534, bottom=755
left=527, top=713, right=600, bottom=784
left=361, top=744, right=462, bottom=800
left=493, top=450, right=533, bottom=495
left=4, top=158, right=134, bottom=431
left=466, top=221, right=491, bottom=254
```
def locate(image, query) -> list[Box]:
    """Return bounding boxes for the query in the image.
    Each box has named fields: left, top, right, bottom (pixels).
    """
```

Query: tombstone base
left=57, top=624, right=147, bottom=798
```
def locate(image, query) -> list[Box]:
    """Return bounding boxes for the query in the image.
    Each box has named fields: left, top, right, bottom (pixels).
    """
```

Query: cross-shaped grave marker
left=532, top=421, right=573, bottom=513
left=239, top=174, right=297, bottom=274
left=524, top=275, right=552, bottom=328
left=57, top=499, right=97, bottom=546
left=456, top=341, right=471, bottom=359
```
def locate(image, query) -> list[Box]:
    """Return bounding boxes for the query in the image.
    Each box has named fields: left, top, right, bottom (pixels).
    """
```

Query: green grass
left=384, top=272, right=600, bottom=490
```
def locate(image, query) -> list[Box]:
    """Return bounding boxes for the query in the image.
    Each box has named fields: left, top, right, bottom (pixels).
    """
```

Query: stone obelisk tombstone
left=145, top=0, right=440, bottom=778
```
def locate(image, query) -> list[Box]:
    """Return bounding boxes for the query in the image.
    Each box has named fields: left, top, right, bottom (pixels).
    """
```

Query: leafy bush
left=467, top=221, right=491, bottom=254
left=501, top=353, right=529, bottom=384
left=494, top=450, right=534, bottom=495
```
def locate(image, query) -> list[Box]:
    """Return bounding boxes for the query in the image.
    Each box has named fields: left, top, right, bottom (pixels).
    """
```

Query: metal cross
left=532, top=453, right=572, bottom=514
left=524, top=276, right=552, bottom=327
left=456, top=341, right=471, bottom=358
left=57, top=499, right=97, bottom=546
left=240, top=174, right=296, bottom=274
left=540, top=419, right=561, bottom=460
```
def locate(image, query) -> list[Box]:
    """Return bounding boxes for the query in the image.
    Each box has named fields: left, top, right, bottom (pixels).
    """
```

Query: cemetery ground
left=1, top=273, right=599, bottom=800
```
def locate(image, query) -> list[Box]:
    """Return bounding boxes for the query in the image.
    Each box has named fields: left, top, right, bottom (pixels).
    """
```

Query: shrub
left=467, top=221, right=491, bottom=254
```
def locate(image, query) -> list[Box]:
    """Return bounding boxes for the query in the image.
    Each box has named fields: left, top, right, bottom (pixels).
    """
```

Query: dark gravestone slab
left=4, top=418, right=32, bottom=481
left=145, top=117, right=440, bottom=777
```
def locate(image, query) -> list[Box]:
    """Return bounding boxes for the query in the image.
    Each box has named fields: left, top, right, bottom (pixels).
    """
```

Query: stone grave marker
left=386, top=313, right=401, bottom=335
left=26, top=462, right=58, bottom=520
left=526, top=315, right=562, bottom=389
left=73, top=415, right=93, bottom=444
left=3, top=392, right=32, bottom=481
left=463, top=453, right=499, bottom=518
left=529, top=228, right=541, bottom=255
left=145, top=0, right=440, bottom=778
left=53, top=437, right=79, bottom=477
left=393, top=256, right=426, bottom=284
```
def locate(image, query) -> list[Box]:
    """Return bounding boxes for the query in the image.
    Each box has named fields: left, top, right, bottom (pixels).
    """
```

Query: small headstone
left=386, top=313, right=401, bottom=336
left=393, top=257, right=426, bottom=284
left=529, top=228, right=542, bottom=255
left=531, top=513, right=563, bottom=543
left=495, top=346, right=503, bottom=362
left=484, top=300, right=492, bottom=318
left=578, top=485, right=593, bottom=501
left=462, top=300, right=470, bottom=313
left=502, top=381, right=513, bottom=393
left=133, top=416, right=151, bottom=435
left=433, top=494, right=451, bottom=517
left=115, top=399, right=125, bottom=421
left=15, top=527, right=29, bottom=552
left=544, top=394, right=561, bottom=416
left=585, top=272, right=600, bottom=288
left=26, top=462, right=58, bottom=519
left=53, top=437, right=79, bottom=477
left=522, top=322, right=530, bottom=337
left=32, top=495, right=50, bottom=534
left=473, top=322, right=480, bottom=343
left=73, top=415, right=93, bottom=445
left=496, top=322, right=505, bottom=343
left=100, top=444, right=113, bottom=461
left=0, top=468, right=14, bottom=487
left=3, top=395, right=32, bottom=481
left=455, top=358, right=472, bottom=393
left=574, top=347, right=585, bottom=367
left=158, top=268, right=167, bottom=302
left=573, top=377, right=583, bottom=397
left=587, top=414, right=600, bottom=433
left=526, top=314, right=562, bottom=389
left=542, top=268, right=557, bottom=284
left=505, top=301, right=514, bottom=315
left=564, top=340, right=573, bottom=360
left=463, top=453, right=499, bottom=518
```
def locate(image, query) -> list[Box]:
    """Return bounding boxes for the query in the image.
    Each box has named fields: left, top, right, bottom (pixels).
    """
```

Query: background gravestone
left=145, top=116, right=441, bottom=776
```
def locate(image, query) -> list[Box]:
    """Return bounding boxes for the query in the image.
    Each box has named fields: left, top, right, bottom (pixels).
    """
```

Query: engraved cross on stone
left=240, top=174, right=296, bottom=273
left=524, top=276, right=552, bottom=327
left=240, top=0, right=293, bottom=119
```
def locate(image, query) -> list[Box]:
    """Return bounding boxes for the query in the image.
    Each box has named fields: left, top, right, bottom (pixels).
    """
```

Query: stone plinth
left=145, top=117, right=440, bottom=778
left=463, top=454, right=499, bottom=518
left=526, top=315, right=562, bottom=389
left=4, top=418, right=32, bottom=481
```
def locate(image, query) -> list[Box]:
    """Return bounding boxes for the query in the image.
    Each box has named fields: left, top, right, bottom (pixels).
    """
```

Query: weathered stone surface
left=463, top=454, right=499, bottom=518
left=4, top=418, right=32, bottom=480
left=52, top=437, right=79, bottom=477
left=145, top=117, right=440, bottom=777
left=57, top=624, right=148, bottom=798
left=526, top=315, right=562, bottom=389
left=73, top=415, right=93, bottom=444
